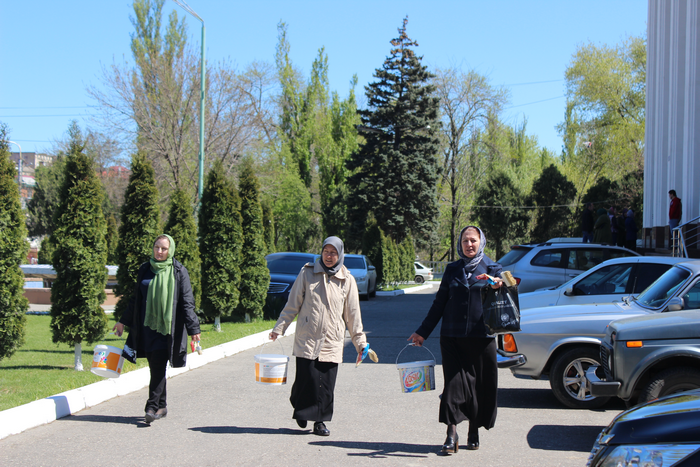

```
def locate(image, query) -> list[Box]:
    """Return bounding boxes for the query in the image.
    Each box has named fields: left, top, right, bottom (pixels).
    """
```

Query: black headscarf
left=456, top=225, right=486, bottom=280
left=320, top=236, right=345, bottom=276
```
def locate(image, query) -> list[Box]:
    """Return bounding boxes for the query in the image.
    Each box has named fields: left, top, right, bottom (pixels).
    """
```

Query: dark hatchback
left=264, top=252, right=319, bottom=318
left=587, top=389, right=700, bottom=466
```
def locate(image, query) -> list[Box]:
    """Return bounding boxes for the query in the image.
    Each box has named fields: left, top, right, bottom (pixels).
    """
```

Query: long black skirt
left=439, top=336, right=498, bottom=429
left=290, top=357, right=339, bottom=422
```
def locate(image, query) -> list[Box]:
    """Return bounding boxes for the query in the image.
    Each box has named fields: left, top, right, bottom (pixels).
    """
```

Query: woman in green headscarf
left=114, top=234, right=201, bottom=424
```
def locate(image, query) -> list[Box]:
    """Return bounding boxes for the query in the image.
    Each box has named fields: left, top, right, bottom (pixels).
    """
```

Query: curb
left=375, top=282, right=436, bottom=296
left=0, top=322, right=296, bottom=440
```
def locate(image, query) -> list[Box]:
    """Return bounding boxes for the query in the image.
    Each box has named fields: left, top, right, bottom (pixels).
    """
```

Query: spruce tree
left=50, top=125, right=108, bottom=370
left=113, top=153, right=161, bottom=322
left=106, top=214, right=118, bottom=264
left=237, top=158, right=269, bottom=321
left=165, top=189, right=201, bottom=312
left=199, top=160, right=243, bottom=329
left=347, top=17, right=441, bottom=249
left=0, top=129, right=29, bottom=361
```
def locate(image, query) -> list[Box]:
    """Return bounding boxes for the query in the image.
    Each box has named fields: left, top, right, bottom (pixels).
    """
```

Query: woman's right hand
left=113, top=322, right=124, bottom=337
left=269, top=332, right=279, bottom=341
left=408, top=333, right=424, bottom=347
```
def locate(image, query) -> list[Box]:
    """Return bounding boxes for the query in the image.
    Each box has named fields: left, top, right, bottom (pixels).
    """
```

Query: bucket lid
left=255, top=354, right=289, bottom=363
left=94, top=344, right=123, bottom=353
left=396, top=359, right=435, bottom=369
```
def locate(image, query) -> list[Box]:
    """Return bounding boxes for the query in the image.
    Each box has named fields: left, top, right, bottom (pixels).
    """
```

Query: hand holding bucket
left=396, top=343, right=436, bottom=393
left=255, top=338, right=289, bottom=385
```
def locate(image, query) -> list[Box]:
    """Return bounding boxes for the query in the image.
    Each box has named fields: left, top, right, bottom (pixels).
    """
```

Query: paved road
left=1, top=285, right=625, bottom=466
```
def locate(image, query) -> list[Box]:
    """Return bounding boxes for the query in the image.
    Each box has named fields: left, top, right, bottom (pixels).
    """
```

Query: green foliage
left=38, top=236, right=56, bottom=265
left=347, top=17, right=441, bottom=250
left=114, top=153, right=161, bottom=321
left=0, top=128, right=29, bottom=361
left=237, top=159, right=269, bottom=320
left=261, top=196, right=275, bottom=255
left=106, top=214, right=119, bottom=264
left=26, top=155, right=66, bottom=237
left=528, top=164, right=577, bottom=242
left=362, top=216, right=384, bottom=282
left=165, top=188, right=201, bottom=311
left=473, top=171, right=529, bottom=259
left=50, top=125, right=109, bottom=346
left=199, top=160, right=243, bottom=323
left=400, top=236, right=416, bottom=282
left=271, top=167, right=318, bottom=252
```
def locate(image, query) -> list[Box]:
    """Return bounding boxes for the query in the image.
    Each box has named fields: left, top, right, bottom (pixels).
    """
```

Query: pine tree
left=347, top=17, right=441, bottom=249
left=165, top=188, right=201, bottom=312
left=113, top=153, right=161, bottom=322
left=199, top=160, right=242, bottom=329
left=528, top=164, right=577, bottom=243
left=237, top=158, right=269, bottom=321
left=106, top=214, right=119, bottom=264
left=0, top=127, right=29, bottom=361
left=50, top=124, right=108, bottom=370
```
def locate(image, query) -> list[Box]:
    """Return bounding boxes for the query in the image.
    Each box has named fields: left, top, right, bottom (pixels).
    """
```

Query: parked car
left=587, top=389, right=700, bottom=467
left=414, top=261, right=433, bottom=283
left=497, top=242, right=640, bottom=293
left=588, top=309, right=700, bottom=407
left=344, top=254, right=377, bottom=300
left=497, top=260, right=700, bottom=409
left=519, top=256, right=685, bottom=309
left=264, top=252, right=319, bottom=317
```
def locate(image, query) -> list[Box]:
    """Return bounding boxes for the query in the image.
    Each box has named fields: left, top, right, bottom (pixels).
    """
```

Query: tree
left=237, top=158, right=269, bottom=320
left=106, top=214, right=119, bottom=264
left=113, top=153, right=161, bottom=322
left=269, top=167, right=317, bottom=252
left=26, top=155, right=66, bottom=238
left=347, top=17, right=441, bottom=249
left=0, top=126, right=29, bottom=361
left=199, top=160, right=243, bottom=329
left=528, top=164, right=577, bottom=243
left=261, top=196, right=275, bottom=254
left=164, top=188, right=201, bottom=312
left=473, top=171, right=529, bottom=259
left=50, top=126, right=109, bottom=371
left=38, top=236, right=56, bottom=265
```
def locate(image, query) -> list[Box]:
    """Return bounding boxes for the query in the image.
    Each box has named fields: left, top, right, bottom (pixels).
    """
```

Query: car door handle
left=568, top=274, right=579, bottom=278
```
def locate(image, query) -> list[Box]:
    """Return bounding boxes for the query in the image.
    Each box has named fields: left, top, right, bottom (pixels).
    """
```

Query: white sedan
left=344, top=254, right=377, bottom=300
left=518, top=256, right=687, bottom=309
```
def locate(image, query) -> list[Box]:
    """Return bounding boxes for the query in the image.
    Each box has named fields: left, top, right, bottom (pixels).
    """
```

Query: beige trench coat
left=272, top=261, right=367, bottom=363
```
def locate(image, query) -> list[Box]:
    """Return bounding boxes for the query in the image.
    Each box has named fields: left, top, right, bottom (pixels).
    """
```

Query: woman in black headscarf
left=409, top=226, right=503, bottom=454
left=270, top=236, right=368, bottom=437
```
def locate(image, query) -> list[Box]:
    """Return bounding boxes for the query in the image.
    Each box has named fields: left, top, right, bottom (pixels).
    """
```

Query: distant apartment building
left=9, top=152, right=56, bottom=207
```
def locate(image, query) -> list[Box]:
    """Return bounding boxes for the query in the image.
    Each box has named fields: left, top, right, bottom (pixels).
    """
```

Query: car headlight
left=356, top=275, right=367, bottom=281
left=594, top=444, right=700, bottom=467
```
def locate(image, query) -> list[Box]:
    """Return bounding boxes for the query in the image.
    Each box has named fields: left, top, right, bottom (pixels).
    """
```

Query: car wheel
left=638, top=367, right=700, bottom=404
left=550, top=347, right=610, bottom=409
left=369, top=280, right=376, bottom=298
left=414, top=275, right=424, bottom=284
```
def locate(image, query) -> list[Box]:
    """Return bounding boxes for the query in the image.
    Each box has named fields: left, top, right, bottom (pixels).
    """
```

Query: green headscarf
left=144, top=234, right=175, bottom=336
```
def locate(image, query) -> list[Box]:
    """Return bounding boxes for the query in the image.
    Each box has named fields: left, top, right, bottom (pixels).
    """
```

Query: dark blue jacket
left=416, top=257, right=502, bottom=339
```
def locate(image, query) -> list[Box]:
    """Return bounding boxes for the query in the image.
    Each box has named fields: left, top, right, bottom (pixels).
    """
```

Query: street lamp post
left=172, top=0, right=205, bottom=203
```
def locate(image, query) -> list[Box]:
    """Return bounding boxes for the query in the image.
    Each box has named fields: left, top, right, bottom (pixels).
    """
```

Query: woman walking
left=269, top=236, right=367, bottom=437
left=408, top=226, right=503, bottom=454
left=113, top=234, right=201, bottom=424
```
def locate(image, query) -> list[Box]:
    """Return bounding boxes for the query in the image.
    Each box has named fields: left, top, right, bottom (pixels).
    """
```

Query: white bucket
left=91, top=344, right=124, bottom=378
left=254, top=340, right=289, bottom=385
left=396, top=344, right=436, bottom=393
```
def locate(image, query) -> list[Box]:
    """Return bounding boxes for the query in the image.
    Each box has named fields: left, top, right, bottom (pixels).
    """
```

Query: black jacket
left=120, top=259, right=200, bottom=367
left=582, top=208, right=595, bottom=232
left=416, top=257, right=502, bottom=339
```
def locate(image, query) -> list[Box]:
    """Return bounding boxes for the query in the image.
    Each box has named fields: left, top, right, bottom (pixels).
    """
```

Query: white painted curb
left=375, top=282, right=436, bottom=296
left=0, top=322, right=296, bottom=440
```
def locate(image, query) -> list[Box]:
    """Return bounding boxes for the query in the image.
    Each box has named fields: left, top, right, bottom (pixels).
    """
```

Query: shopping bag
left=481, top=284, right=521, bottom=334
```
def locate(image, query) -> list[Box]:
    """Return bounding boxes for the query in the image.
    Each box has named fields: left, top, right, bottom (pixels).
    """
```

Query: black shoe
left=441, top=434, right=459, bottom=454
left=313, top=422, right=330, bottom=436
left=466, top=430, right=479, bottom=450
left=296, top=419, right=307, bottom=429
left=154, top=408, right=168, bottom=420
left=145, top=409, right=156, bottom=424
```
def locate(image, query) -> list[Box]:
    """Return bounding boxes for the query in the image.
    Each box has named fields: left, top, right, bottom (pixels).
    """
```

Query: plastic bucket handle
left=396, top=343, right=436, bottom=365
left=260, top=338, right=286, bottom=356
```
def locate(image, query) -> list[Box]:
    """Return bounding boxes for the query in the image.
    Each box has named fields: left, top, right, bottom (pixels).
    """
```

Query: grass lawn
left=0, top=314, right=277, bottom=412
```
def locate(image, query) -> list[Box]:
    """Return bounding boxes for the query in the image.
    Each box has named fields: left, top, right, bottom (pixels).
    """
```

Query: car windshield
left=344, top=257, right=366, bottom=269
left=498, top=247, right=531, bottom=266
left=635, top=266, right=691, bottom=308
left=267, top=256, right=316, bottom=274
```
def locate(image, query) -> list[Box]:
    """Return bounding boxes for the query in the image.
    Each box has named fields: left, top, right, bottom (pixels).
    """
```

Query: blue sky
left=1, top=0, right=647, bottom=155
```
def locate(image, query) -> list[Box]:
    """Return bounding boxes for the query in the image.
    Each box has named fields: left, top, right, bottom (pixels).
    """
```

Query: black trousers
left=290, top=357, right=338, bottom=423
left=145, top=348, right=169, bottom=412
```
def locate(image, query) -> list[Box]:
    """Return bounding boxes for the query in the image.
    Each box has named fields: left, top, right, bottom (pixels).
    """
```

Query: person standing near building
left=581, top=203, right=595, bottom=243
left=669, top=190, right=682, bottom=229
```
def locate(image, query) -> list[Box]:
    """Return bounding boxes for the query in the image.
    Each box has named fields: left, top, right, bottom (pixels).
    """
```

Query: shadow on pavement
left=189, top=426, right=307, bottom=435
left=64, top=414, right=148, bottom=427
left=309, top=440, right=435, bottom=458
left=498, top=388, right=627, bottom=411
left=527, top=425, right=605, bottom=452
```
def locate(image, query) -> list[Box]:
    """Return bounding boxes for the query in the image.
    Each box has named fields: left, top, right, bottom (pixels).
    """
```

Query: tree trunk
left=74, top=343, right=83, bottom=371
left=214, top=315, right=222, bottom=332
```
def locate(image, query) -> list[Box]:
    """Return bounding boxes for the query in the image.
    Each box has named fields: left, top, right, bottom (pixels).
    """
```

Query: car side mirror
left=667, top=297, right=684, bottom=311
left=563, top=286, right=574, bottom=296
left=368, top=265, right=375, bottom=271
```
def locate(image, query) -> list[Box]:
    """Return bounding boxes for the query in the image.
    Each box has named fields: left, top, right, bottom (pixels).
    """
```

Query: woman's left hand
left=191, top=334, right=201, bottom=342
left=491, top=278, right=504, bottom=289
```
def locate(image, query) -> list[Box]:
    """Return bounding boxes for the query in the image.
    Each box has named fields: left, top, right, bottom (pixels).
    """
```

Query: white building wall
left=645, top=0, right=700, bottom=228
